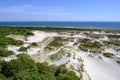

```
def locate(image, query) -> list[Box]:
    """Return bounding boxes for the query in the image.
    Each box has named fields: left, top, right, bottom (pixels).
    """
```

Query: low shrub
left=0, top=48, right=14, bottom=57
left=103, top=53, right=114, bottom=58
left=30, top=42, right=38, bottom=46
left=18, top=47, right=27, bottom=52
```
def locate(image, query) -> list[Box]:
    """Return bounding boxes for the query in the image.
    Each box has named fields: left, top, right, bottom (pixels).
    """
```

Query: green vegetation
left=90, top=34, right=105, bottom=38
left=108, top=39, right=120, bottom=46
left=18, top=47, right=27, bottom=52
left=0, top=36, right=23, bottom=48
left=50, top=49, right=65, bottom=61
left=0, top=27, right=120, bottom=80
left=0, top=36, right=23, bottom=57
left=78, top=38, right=104, bottom=53
left=30, top=42, right=38, bottom=46
left=78, top=38, right=91, bottom=44
left=0, top=27, right=31, bottom=57
left=0, top=48, right=14, bottom=57
left=80, top=41, right=103, bottom=53
left=66, top=53, right=71, bottom=57
left=63, top=37, right=74, bottom=42
left=0, top=27, right=34, bottom=36
left=104, top=29, right=120, bottom=34
left=48, top=37, right=63, bottom=47
left=0, top=26, right=120, bottom=33
left=103, top=53, right=114, bottom=58
left=107, top=35, right=120, bottom=39
left=0, top=33, right=24, bottom=57
left=0, top=54, right=80, bottom=80
left=80, top=45, right=89, bottom=51
left=103, top=39, right=120, bottom=46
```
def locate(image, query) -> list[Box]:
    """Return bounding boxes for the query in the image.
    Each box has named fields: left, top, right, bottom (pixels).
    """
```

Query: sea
left=0, top=21, right=120, bottom=29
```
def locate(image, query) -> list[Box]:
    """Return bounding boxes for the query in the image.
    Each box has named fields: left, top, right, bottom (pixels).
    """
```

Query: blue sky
left=0, top=0, right=120, bottom=21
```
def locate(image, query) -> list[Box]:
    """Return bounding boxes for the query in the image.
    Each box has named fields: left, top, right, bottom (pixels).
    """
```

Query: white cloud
left=0, top=5, right=32, bottom=13
left=44, top=12, right=71, bottom=16
left=0, top=5, right=72, bottom=16
left=29, top=10, right=71, bottom=16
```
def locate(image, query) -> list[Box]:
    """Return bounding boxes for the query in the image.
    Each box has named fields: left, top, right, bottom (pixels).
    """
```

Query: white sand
left=27, top=47, right=40, bottom=55
left=74, top=51, right=120, bottom=80
left=83, top=56, right=120, bottom=80
left=8, top=46, right=21, bottom=54
left=54, top=55, right=70, bottom=66
left=3, top=55, right=17, bottom=61
left=26, top=31, right=58, bottom=43
left=5, top=30, right=120, bottom=80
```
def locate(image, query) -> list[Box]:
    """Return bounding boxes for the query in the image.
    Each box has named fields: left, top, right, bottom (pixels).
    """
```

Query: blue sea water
left=0, top=22, right=120, bottom=29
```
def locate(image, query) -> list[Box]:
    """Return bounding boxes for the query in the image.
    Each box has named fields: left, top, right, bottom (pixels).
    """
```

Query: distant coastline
left=0, top=21, right=120, bottom=29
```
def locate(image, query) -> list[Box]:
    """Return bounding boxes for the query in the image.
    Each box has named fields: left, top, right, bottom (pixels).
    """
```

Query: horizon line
left=0, top=21, right=120, bottom=22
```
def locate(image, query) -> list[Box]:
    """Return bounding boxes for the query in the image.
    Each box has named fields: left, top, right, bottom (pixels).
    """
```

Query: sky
left=0, top=0, right=120, bottom=21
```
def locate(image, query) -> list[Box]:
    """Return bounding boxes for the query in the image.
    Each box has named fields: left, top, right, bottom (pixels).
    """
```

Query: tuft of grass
left=78, top=38, right=91, bottom=44
left=66, top=53, right=71, bottom=57
left=107, top=35, right=120, bottom=39
left=18, top=47, right=27, bottom=52
left=90, top=34, right=105, bottom=39
left=49, top=50, right=65, bottom=61
left=48, top=37, right=63, bottom=47
left=103, top=53, right=114, bottom=58
left=108, top=39, right=120, bottom=46
left=103, top=39, right=120, bottom=46
left=0, top=47, right=14, bottom=57
left=80, top=41, right=103, bottom=53
left=30, top=42, right=38, bottom=46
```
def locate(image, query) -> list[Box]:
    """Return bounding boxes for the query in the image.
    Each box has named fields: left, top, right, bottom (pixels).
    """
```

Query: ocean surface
left=0, top=22, right=120, bottom=29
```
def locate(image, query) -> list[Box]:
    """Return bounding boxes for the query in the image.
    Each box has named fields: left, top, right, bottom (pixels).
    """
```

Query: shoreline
left=0, top=26, right=120, bottom=30
left=0, top=21, right=120, bottom=29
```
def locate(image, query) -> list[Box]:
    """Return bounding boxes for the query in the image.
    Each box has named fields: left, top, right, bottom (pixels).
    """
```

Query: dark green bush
left=103, top=53, right=114, bottom=58
left=1, top=54, right=37, bottom=77
left=0, top=74, right=7, bottom=80
left=55, top=66, right=80, bottom=80
left=0, top=27, right=34, bottom=36
left=18, top=47, right=27, bottom=52
left=0, top=48, right=14, bottom=57
left=0, top=54, right=80, bottom=80
left=0, top=36, right=23, bottom=49
left=30, top=42, right=38, bottom=46
left=48, top=37, right=63, bottom=47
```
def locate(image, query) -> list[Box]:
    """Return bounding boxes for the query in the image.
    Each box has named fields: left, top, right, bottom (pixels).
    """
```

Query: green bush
left=48, top=37, right=63, bottom=47
left=1, top=54, right=37, bottom=77
left=78, top=38, right=91, bottom=44
left=55, top=66, right=80, bottom=80
left=14, top=70, right=42, bottom=80
left=36, top=62, right=50, bottom=73
left=0, top=54, right=80, bottom=80
left=0, top=74, right=7, bottom=80
left=0, top=27, right=34, bottom=36
left=0, top=36, right=23, bottom=49
left=0, top=48, right=14, bottom=57
left=18, top=47, right=27, bottom=52
left=30, top=42, right=38, bottom=46
left=26, top=31, right=34, bottom=36
left=80, top=41, right=102, bottom=52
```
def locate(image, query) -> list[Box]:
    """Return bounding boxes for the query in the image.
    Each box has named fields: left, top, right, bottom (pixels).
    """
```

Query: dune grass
left=103, top=53, right=114, bottom=58
left=48, top=37, right=63, bottom=47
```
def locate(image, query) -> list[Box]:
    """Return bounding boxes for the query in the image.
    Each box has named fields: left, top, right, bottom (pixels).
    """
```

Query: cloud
left=0, top=4, right=72, bottom=18
left=26, top=6, right=72, bottom=16
left=0, top=5, right=32, bottom=13
left=44, top=12, right=71, bottom=16
left=29, top=10, right=71, bottom=16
